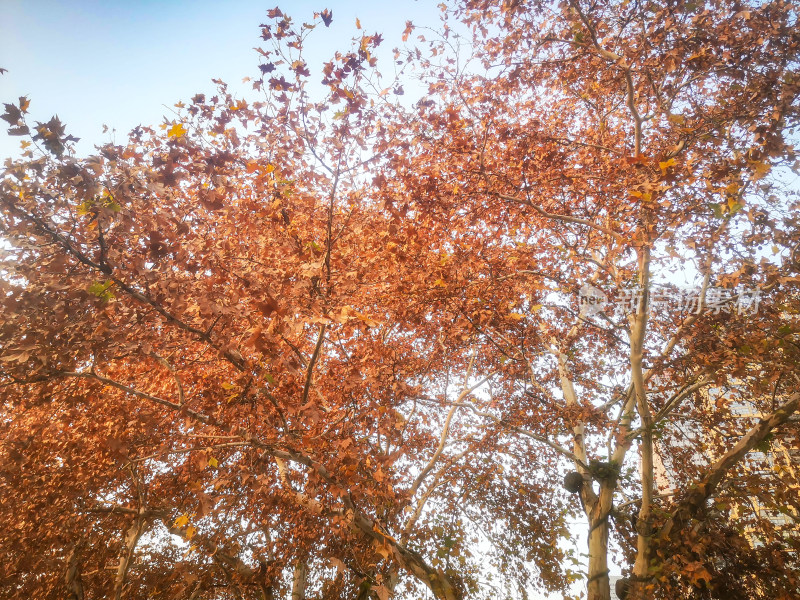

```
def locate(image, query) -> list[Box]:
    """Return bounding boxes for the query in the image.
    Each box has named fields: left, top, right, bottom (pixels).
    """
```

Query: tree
left=376, top=1, right=800, bottom=598
left=1, top=8, right=567, bottom=600
left=1, top=2, right=799, bottom=600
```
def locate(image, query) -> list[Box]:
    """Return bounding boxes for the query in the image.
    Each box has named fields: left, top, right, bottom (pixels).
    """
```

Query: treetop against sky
left=0, top=0, right=442, bottom=159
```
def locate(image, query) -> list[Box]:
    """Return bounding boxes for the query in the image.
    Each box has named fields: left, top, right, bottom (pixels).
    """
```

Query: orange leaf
left=167, top=123, right=187, bottom=138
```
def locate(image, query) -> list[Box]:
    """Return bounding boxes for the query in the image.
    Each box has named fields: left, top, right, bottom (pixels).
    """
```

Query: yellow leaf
left=167, top=123, right=187, bottom=138
left=508, top=312, right=525, bottom=320
left=208, top=456, right=218, bottom=468
left=727, top=197, right=744, bottom=214
left=751, top=161, right=771, bottom=180
left=77, top=200, right=93, bottom=216
left=355, top=17, right=361, bottom=29
left=185, top=525, right=197, bottom=540
left=352, top=310, right=380, bottom=328
left=667, top=113, right=685, bottom=125
left=659, top=158, right=676, bottom=174
left=530, top=304, right=543, bottom=312
left=265, top=164, right=276, bottom=173
left=433, top=278, right=447, bottom=288
left=174, top=514, right=189, bottom=528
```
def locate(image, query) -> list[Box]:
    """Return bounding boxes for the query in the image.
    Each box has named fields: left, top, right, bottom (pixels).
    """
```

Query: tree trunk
left=628, top=429, right=654, bottom=600
left=291, top=560, right=307, bottom=600
left=587, top=516, right=610, bottom=600
left=113, top=515, right=147, bottom=600
left=65, top=545, right=84, bottom=600
left=626, top=246, right=653, bottom=600
left=587, top=483, right=613, bottom=600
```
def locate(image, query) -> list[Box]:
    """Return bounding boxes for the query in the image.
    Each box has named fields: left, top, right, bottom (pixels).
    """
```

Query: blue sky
left=0, top=0, right=441, bottom=159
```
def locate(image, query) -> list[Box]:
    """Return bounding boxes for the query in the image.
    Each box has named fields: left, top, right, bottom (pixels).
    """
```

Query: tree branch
left=659, top=391, right=800, bottom=540
left=302, top=324, right=327, bottom=407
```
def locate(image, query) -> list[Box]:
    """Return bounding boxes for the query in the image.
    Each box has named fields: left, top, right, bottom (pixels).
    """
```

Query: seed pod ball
left=615, top=577, right=631, bottom=600
left=563, top=471, right=583, bottom=494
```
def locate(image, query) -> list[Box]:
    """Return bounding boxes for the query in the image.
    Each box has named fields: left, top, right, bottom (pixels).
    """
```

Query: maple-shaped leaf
left=374, top=585, right=390, bottom=600
left=402, top=20, right=414, bottom=42
left=659, top=157, right=676, bottom=175
left=87, top=280, right=115, bottom=301
left=259, top=63, right=276, bottom=74
left=167, top=123, right=187, bottom=138
left=174, top=514, right=189, bottom=528
left=320, top=9, right=333, bottom=27
left=32, top=116, right=69, bottom=156
left=750, top=161, right=771, bottom=180
left=352, top=309, right=380, bottom=328
left=1, top=103, right=22, bottom=126
left=42, top=115, right=65, bottom=137
left=268, top=76, right=292, bottom=91
left=292, top=60, right=310, bottom=77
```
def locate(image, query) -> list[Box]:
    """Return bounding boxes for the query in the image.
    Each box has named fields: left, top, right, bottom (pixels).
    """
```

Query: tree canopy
left=1, top=2, right=799, bottom=600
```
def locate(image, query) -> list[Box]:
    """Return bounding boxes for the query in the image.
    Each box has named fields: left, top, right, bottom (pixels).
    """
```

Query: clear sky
left=0, top=0, right=442, bottom=159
